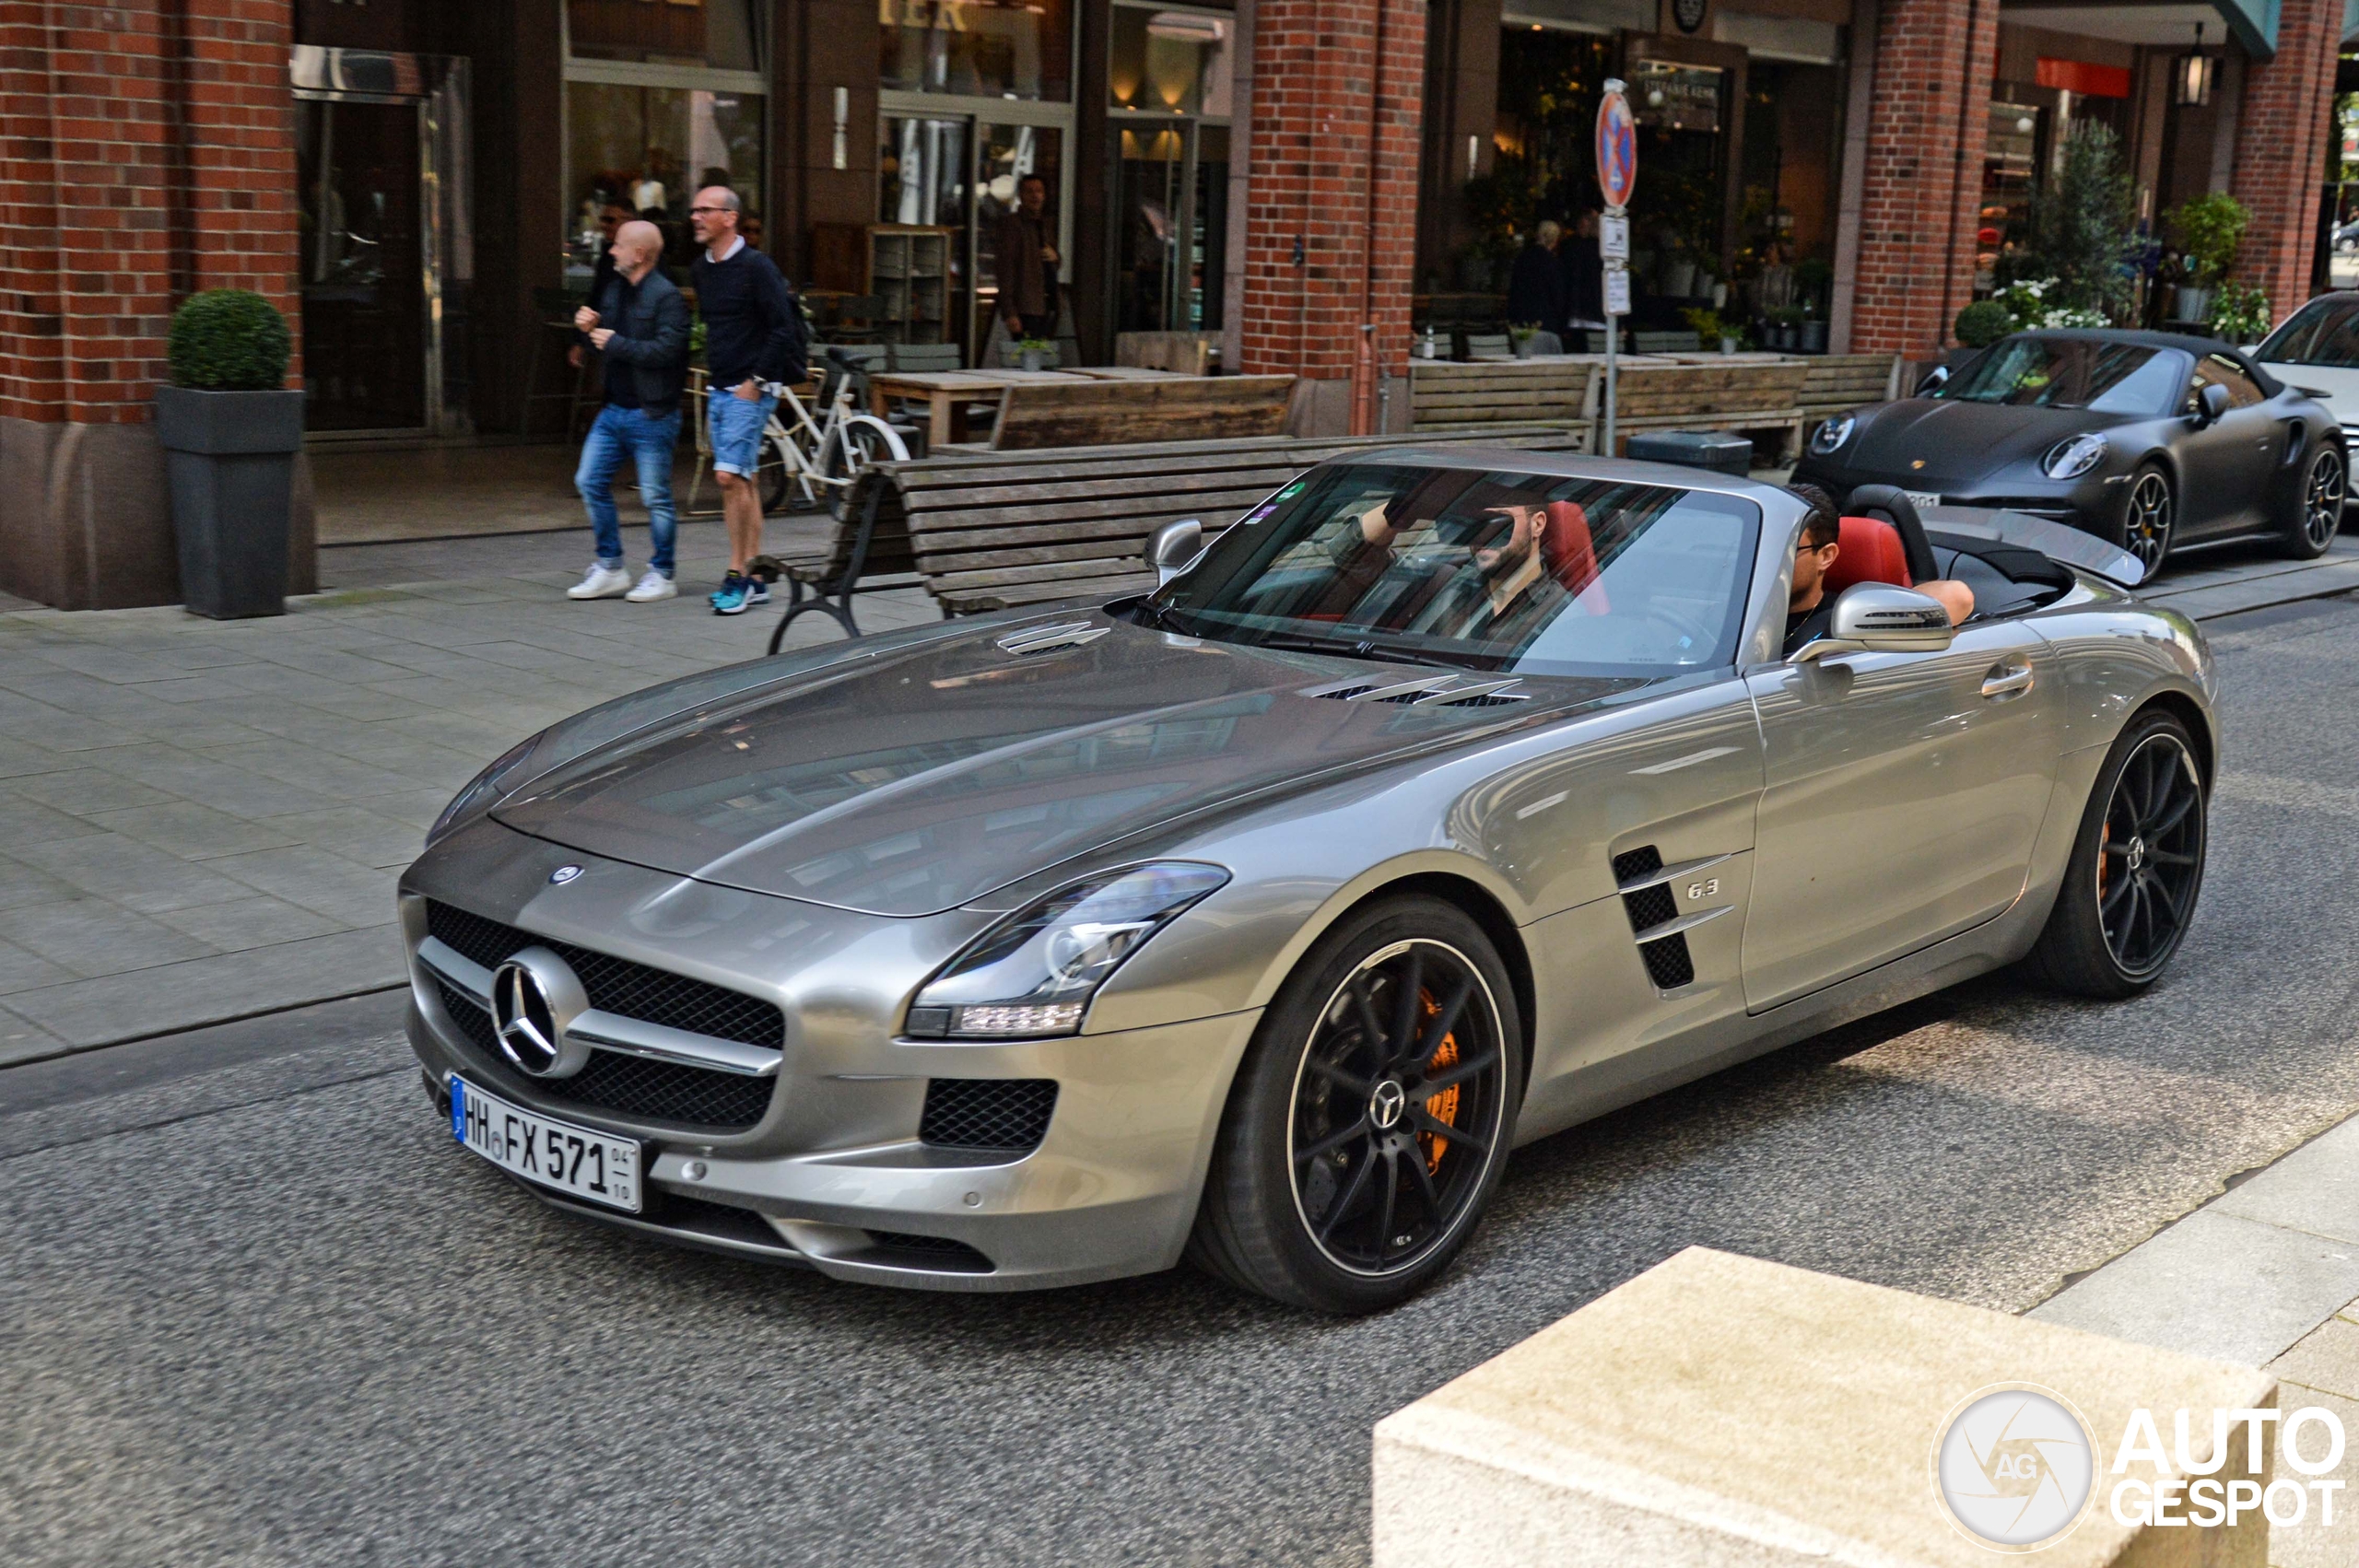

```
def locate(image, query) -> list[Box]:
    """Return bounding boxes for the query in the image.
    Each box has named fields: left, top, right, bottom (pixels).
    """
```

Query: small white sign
left=1599, top=213, right=1629, bottom=262
left=1604, top=268, right=1632, bottom=318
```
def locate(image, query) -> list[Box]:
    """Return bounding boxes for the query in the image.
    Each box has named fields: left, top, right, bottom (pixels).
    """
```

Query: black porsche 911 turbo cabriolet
left=1791, top=328, right=2346, bottom=574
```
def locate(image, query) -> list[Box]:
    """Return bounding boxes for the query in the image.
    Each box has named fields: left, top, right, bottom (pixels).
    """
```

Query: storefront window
left=1109, top=6, right=1231, bottom=116
left=569, top=0, right=760, bottom=71
left=1483, top=29, right=1613, bottom=291
left=881, top=0, right=1073, bottom=101
left=1628, top=55, right=1728, bottom=305
left=1737, top=60, right=1842, bottom=319
left=568, top=84, right=764, bottom=280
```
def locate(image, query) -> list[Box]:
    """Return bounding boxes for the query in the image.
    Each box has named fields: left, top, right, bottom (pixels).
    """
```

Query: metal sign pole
left=1595, top=79, right=1637, bottom=460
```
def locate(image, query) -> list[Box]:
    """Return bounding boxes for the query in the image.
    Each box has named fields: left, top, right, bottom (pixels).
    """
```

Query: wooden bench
left=1632, top=329, right=1701, bottom=355
left=1408, top=358, right=1596, bottom=443
left=823, top=426, right=1588, bottom=621
left=1602, top=358, right=1813, bottom=462
left=1795, top=352, right=1900, bottom=441
left=987, top=374, right=1297, bottom=451
left=757, top=479, right=922, bottom=647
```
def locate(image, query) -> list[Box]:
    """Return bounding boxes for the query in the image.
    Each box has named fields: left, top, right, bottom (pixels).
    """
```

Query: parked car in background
left=2254, top=292, right=2359, bottom=457
left=1794, top=329, right=2345, bottom=575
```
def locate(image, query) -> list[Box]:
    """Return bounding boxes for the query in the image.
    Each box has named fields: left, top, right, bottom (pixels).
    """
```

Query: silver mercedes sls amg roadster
left=402, top=451, right=2216, bottom=1312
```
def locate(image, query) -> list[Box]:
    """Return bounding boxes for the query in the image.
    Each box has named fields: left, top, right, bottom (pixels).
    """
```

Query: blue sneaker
left=711, top=573, right=752, bottom=615
left=745, top=577, right=771, bottom=607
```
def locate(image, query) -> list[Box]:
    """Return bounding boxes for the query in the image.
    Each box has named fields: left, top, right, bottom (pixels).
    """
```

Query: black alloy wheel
left=2028, top=708, right=2207, bottom=997
left=2280, top=442, right=2346, bottom=560
left=2118, top=464, right=2175, bottom=575
left=1189, top=898, right=1521, bottom=1313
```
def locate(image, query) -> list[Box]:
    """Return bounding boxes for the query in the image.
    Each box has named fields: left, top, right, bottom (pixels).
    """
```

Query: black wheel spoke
left=1348, top=975, right=1387, bottom=1056
left=1388, top=951, right=1424, bottom=1061
left=1317, top=1152, right=1379, bottom=1243
left=2101, top=869, right=2136, bottom=918
left=2148, top=789, right=2198, bottom=838
left=1406, top=1142, right=1444, bottom=1218
left=2145, top=747, right=2177, bottom=823
left=1411, top=978, right=1473, bottom=1068
left=1409, top=1106, right=1485, bottom=1153
left=2143, top=871, right=2182, bottom=930
left=1418, top=1048, right=1501, bottom=1095
left=1296, top=1117, right=1371, bottom=1165
left=1374, top=1145, right=1400, bottom=1261
left=1304, top=1058, right=1373, bottom=1097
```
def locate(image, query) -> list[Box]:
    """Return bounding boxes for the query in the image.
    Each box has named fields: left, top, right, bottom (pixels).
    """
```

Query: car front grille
left=425, top=901, right=784, bottom=1050
left=431, top=978, right=776, bottom=1132
left=920, top=1078, right=1058, bottom=1153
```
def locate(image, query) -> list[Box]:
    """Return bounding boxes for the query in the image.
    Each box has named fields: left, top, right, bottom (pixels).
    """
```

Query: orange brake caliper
left=1418, top=989, right=1460, bottom=1175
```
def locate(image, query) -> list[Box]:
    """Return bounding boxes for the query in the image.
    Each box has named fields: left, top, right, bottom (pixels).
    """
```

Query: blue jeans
left=707, top=383, right=777, bottom=478
left=576, top=403, right=682, bottom=575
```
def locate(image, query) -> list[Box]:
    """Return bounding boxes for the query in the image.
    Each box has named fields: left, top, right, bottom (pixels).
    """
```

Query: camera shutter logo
left=1932, top=1384, right=2097, bottom=1551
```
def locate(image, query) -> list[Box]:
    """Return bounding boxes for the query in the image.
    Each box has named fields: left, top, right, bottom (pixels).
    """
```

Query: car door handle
left=1981, top=661, right=2035, bottom=700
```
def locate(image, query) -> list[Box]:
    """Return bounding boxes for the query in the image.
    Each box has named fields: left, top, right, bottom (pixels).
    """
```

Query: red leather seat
left=1542, top=500, right=1610, bottom=613
left=1821, top=515, right=1912, bottom=595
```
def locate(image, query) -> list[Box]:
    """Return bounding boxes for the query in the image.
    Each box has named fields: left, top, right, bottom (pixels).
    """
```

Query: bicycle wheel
left=757, top=423, right=816, bottom=514
left=823, top=418, right=907, bottom=518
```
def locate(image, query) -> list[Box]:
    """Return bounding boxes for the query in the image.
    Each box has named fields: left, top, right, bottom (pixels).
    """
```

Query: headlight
left=1808, top=414, right=1854, bottom=456
left=426, top=734, right=543, bottom=847
left=904, top=862, right=1231, bottom=1038
left=2043, top=433, right=2108, bottom=479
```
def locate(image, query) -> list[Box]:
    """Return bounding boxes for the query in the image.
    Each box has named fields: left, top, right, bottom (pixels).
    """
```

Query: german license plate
left=1905, top=489, right=1942, bottom=513
left=452, top=1076, right=641, bottom=1213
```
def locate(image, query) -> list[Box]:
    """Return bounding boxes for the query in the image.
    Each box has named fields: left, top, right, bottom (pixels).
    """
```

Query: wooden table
left=866, top=369, right=1095, bottom=447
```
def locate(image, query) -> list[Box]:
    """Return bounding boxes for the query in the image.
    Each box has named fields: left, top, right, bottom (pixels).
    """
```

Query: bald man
left=568, top=218, right=690, bottom=603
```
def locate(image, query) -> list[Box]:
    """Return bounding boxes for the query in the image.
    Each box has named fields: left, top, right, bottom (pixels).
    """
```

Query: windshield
left=1934, top=338, right=2187, bottom=415
left=1146, top=463, right=1760, bottom=676
left=2258, top=297, right=2359, bottom=368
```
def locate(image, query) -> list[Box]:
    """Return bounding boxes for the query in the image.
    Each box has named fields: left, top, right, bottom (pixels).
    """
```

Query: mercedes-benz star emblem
left=487, top=947, right=592, bottom=1078
left=549, top=865, right=583, bottom=884
left=1369, top=1080, right=1407, bottom=1130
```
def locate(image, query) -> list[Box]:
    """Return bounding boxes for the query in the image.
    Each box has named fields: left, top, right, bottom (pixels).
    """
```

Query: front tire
left=2275, top=440, right=2345, bottom=560
left=2026, top=708, right=2208, bottom=998
left=824, top=418, right=907, bottom=519
left=1188, top=897, right=1522, bottom=1314
left=2113, top=463, right=2175, bottom=576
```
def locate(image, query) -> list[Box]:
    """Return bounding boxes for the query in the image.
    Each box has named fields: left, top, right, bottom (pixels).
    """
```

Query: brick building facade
left=0, top=0, right=2350, bottom=611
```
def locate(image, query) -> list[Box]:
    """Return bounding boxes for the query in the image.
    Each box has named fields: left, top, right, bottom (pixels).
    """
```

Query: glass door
left=975, top=123, right=1064, bottom=354
left=1111, top=119, right=1226, bottom=336
left=298, top=97, right=427, bottom=431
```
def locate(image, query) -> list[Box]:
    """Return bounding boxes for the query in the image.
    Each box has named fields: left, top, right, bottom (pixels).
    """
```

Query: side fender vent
left=996, top=621, right=1110, bottom=657
left=1611, top=845, right=1697, bottom=993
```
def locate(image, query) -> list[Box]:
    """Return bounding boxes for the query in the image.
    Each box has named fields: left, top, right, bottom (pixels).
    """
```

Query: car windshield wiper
left=1244, top=629, right=1467, bottom=670
left=1133, top=598, right=1198, bottom=636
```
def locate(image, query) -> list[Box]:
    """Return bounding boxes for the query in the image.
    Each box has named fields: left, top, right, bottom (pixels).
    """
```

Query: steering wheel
left=1634, top=603, right=1717, bottom=653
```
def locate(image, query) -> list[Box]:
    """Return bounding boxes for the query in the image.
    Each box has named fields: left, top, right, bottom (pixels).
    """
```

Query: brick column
left=1238, top=0, right=1425, bottom=435
left=2230, top=0, right=2341, bottom=322
left=0, top=0, right=298, bottom=609
left=1847, top=0, right=1997, bottom=362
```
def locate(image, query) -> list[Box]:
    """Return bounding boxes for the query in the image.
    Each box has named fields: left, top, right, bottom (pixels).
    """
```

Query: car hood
left=491, top=618, right=1647, bottom=916
left=1848, top=398, right=2130, bottom=479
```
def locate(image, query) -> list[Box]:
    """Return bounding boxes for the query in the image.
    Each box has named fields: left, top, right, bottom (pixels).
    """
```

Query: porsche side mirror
left=1791, top=585, right=1956, bottom=663
left=1147, top=519, right=1204, bottom=585
left=2193, top=382, right=2233, bottom=426
left=1914, top=364, right=1950, bottom=397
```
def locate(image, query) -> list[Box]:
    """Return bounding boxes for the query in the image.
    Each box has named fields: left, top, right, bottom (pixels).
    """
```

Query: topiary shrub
left=167, top=289, right=290, bottom=391
left=1954, top=299, right=2013, bottom=348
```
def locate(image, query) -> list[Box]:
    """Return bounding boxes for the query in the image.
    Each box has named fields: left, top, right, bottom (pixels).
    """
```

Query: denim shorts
left=708, top=384, right=777, bottom=478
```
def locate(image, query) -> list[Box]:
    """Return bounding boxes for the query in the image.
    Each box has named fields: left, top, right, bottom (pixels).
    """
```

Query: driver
left=1783, top=484, right=1975, bottom=657
left=1331, top=484, right=1578, bottom=647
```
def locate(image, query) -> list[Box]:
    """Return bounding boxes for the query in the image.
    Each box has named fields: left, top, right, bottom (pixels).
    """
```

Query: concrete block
left=1374, top=1247, right=2276, bottom=1568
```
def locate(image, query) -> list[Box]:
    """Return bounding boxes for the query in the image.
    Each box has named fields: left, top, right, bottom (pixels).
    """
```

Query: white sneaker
left=625, top=569, right=676, bottom=603
left=567, top=562, right=631, bottom=600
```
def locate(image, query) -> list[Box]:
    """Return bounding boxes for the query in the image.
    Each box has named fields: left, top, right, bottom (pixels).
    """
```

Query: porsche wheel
left=1188, top=897, right=1521, bottom=1314
left=2026, top=708, right=2207, bottom=998
left=2275, top=441, right=2345, bottom=560
left=2115, top=464, right=2175, bottom=574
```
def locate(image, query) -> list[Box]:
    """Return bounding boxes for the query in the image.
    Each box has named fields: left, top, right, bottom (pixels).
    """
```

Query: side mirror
left=1146, top=519, right=1203, bottom=585
left=1914, top=364, right=1951, bottom=397
left=2194, top=381, right=2233, bottom=426
left=1791, top=584, right=1955, bottom=662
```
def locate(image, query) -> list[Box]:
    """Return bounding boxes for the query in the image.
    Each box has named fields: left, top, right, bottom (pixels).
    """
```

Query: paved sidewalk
left=2031, top=1109, right=2359, bottom=1566
left=0, top=519, right=2350, bottom=1065
left=0, top=515, right=933, bottom=1062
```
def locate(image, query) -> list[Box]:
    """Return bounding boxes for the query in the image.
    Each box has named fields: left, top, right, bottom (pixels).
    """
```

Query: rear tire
left=2026, top=708, right=2207, bottom=998
left=2274, top=440, right=2344, bottom=560
left=1187, top=897, right=1522, bottom=1314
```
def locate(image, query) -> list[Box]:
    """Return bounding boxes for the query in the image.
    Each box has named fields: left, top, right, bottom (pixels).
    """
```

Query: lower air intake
left=1639, top=935, right=1696, bottom=989
left=920, top=1079, right=1059, bottom=1153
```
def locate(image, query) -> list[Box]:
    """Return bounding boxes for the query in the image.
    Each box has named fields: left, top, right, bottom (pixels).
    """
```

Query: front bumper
left=1791, top=458, right=2126, bottom=536
left=400, top=826, right=1262, bottom=1293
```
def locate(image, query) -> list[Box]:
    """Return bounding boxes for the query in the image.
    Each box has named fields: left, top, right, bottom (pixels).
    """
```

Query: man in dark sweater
left=689, top=185, right=807, bottom=614
left=566, top=219, right=689, bottom=603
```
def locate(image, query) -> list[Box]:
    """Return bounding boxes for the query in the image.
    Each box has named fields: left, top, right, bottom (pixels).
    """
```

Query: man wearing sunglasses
left=690, top=186, right=807, bottom=614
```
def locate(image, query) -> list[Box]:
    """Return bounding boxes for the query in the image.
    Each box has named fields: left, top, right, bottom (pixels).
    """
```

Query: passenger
left=1783, top=484, right=1974, bottom=657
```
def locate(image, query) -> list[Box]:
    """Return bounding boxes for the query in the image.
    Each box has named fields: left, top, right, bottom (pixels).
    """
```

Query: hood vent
left=1302, top=673, right=1529, bottom=708
left=995, top=621, right=1111, bottom=658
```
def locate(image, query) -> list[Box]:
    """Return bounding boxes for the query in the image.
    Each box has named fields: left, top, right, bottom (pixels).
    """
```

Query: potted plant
left=1508, top=323, right=1540, bottom=359
left=1016, top=336, right=1054, bottom=372
left=1954, top=298, right=2013, bottom=348
left=154, top=290, right=301, bottom=618
left=2165, top=193, right=2248, bottom=326
left=1683, top=307, right=1738, bottom=355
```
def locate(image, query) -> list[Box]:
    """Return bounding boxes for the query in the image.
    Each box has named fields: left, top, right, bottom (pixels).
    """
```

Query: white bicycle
left=757, top=347, right=909, bottom=517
